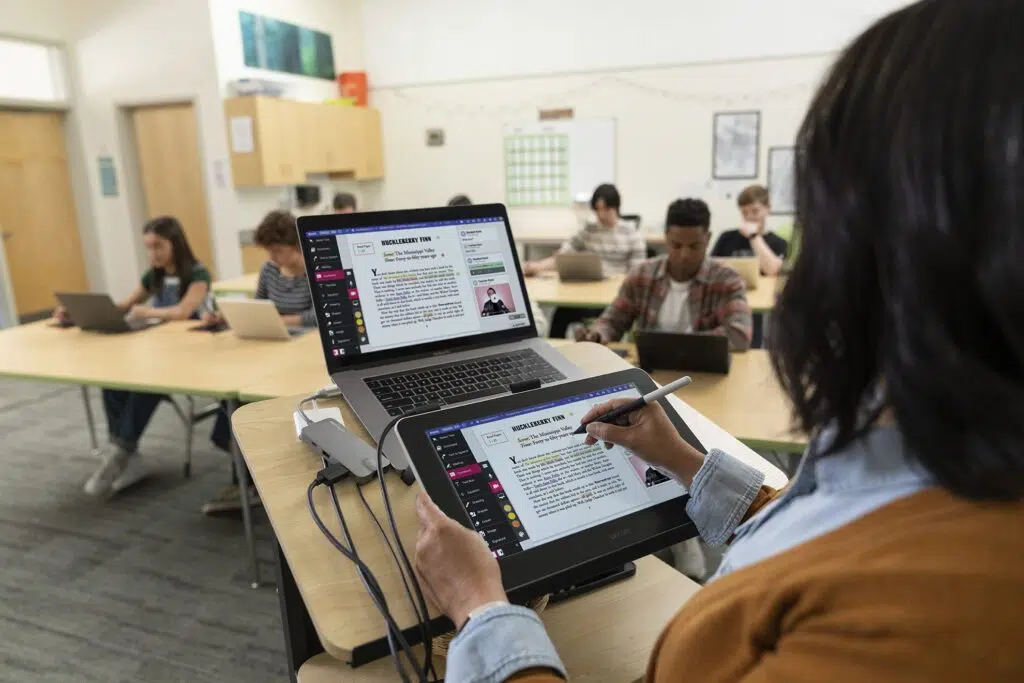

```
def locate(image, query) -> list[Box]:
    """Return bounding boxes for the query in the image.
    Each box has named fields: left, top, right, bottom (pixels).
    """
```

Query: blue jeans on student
left=102, top=389, right=167, bottom=453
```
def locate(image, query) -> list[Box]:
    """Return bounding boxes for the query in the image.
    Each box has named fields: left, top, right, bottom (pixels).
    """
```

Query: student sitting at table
left=522, top=183, right=646, bottom=337
left=333, top=191, right=357, bottom=214
left=412, top=3, right=1024, bottom=680
left=63, top=217, right=212, bottom=497
left=202, top=209, right=317, bottom=515
left=576, top=198, right=752, bottom=351
left=711, top=184, right=789, bottom=276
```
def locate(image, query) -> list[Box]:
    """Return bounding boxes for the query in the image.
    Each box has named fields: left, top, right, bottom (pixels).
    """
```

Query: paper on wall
left=230, top=116, right=254, bottom=154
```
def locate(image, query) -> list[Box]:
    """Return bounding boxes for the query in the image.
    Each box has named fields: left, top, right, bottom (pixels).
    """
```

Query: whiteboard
left=503, top=118, right=615, bottom=206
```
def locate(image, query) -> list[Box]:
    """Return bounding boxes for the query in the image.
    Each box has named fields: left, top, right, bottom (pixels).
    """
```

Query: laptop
left=634, top=330, right=731, bottom=374
left=716, top=257, right=760, bottom=290
left=55, top=292, right=160, bottom=333
left=216, top=298, right=307, bottom=340
left=555, top=252, right=604, bottom=282
left=296, top=203, right=583, bottom=441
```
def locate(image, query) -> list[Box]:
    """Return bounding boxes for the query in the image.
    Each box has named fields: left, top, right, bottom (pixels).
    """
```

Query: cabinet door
left=355, top=108, right=385, bottom=180
left=321, top=106, right=357, bottom=173
left=259, top=99, right=305, bottom=185
left=299, top=102, right=329, bottom=174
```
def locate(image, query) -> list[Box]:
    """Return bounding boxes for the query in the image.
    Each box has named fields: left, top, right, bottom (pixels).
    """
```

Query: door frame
left=118, top=97, right=216, bottom=276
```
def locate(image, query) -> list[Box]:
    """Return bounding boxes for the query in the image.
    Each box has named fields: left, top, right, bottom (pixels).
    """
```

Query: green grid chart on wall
left=504, top=133, right=571, bottom=206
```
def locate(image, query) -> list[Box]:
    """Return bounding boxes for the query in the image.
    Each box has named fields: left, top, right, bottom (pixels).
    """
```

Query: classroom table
left=211, top=271, right=258, bottom=297
left=292, top=557, right=691, bottom=681
left=515, top=232, right=666, bottom=261
left=232, top=342, right=788, bottom=681
left=0, top=319, right=319, bottom=586
left=211, top=271, right=781, bottom=313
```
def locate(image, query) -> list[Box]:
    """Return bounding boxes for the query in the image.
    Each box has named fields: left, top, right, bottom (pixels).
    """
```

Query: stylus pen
left=573, top=376, right=693, bottom=435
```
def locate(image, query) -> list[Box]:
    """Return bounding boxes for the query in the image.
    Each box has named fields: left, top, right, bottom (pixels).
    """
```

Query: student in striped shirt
left=202, top=210, right=316, bottom=514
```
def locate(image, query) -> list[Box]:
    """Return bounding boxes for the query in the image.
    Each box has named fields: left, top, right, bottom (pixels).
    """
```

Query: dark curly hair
left=254, top=210, right=299, bottom=248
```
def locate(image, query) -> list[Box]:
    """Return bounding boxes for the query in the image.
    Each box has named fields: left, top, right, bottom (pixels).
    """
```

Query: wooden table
left=515, top=232, right=666, bottom=261
left=0, top=319, right=315, bottom=586
left=211, top=271, right=258, bottom=297
left=239, top=341, right=803, bottom=454
left=294, top=556, right=692, bottom=681
left=213, top=271, right=779, bottom=313
left=232, top=343, right=788, bottom=681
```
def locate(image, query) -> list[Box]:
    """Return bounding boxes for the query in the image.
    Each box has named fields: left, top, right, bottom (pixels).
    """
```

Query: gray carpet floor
left=0, top=379, right=287, bottom=683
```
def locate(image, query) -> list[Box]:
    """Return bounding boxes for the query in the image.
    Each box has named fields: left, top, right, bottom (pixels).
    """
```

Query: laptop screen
left=298, top=205, right=536, bottom=370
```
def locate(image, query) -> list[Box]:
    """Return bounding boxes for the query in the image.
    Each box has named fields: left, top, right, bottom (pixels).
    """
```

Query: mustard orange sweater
left=515, top=488, right=1024, bottom=682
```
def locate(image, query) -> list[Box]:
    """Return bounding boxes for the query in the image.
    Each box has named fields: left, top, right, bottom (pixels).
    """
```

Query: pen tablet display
left=396, top=368, right=703, bottom=597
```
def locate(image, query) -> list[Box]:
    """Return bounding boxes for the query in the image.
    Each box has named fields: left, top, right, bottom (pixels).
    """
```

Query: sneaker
left=201, top=484, right=262, bottom=516
left=84, top=447, right=135, bottom=497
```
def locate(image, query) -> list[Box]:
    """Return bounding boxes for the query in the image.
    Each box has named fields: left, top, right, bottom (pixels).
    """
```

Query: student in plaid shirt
left=577, top=198, right=753, bottom=350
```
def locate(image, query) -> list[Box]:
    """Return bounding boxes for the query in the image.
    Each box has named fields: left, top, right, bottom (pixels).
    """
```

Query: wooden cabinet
left=352, top=107, right=385, bottom=180
left=225, top=97, right=384, bottom=187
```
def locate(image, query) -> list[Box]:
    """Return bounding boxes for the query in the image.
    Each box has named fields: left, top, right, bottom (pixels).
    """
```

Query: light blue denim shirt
left=445, top=425, right=932, bottom=682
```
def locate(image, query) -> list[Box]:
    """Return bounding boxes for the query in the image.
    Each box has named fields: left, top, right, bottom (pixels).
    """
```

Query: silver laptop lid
left=297, top=204, right=538, bottom=374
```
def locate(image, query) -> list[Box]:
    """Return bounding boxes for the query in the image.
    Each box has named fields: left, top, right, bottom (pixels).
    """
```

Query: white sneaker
left=84, top=447, right=148, bottom=497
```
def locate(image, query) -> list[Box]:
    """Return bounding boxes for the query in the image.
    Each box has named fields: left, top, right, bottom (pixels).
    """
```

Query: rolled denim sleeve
left=685, top=448, right=765, bottom=546
left=446, top=605, right=566, bottom=683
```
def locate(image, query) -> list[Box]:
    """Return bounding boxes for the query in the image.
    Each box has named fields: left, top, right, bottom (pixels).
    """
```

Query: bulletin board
left=502, top=119, right=616, bottom=207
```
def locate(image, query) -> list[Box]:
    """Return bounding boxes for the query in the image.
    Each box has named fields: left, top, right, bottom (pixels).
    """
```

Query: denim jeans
left=210, top=402, right=252, bottom=486
left=102, top=389, right=167, bottom=453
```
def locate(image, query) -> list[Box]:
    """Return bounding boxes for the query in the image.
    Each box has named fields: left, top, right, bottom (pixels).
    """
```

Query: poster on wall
left=239, top=11, right=335, bottom=80
left=767, top=146, right=796, bottom=215
left=712, top=111, right=760, bottom=180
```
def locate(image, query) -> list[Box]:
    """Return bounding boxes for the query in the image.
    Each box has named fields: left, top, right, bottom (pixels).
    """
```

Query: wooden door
left=0, top=110, right=88, bottom=316
left=132, top=103, right=216, bottom=274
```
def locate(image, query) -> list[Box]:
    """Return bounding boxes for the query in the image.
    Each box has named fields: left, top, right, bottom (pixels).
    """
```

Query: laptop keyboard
left=364, top=349, right=565, bottom=417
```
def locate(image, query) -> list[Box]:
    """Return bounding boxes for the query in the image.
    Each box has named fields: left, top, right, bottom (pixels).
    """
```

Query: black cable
left=354, top=483, right=427, bottom=644
left=306, top=479, right=424, bottom=682
left=376, top=407, right=442, bottom=681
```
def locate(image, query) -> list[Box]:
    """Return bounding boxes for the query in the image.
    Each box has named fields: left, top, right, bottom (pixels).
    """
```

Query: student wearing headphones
left=414, top=2, right=1024, bottom=680
left=576, top=198, right=752, bottom=350
left=202, top=210, right=316, bottom=515
left=67, top=217, right=211, bottom=497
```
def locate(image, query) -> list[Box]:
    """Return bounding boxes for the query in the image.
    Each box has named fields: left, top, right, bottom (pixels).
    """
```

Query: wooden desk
left=295, top=556, right=693, bottom=681
left=211, top=272, right=258, bottom=297
left=515, top=232, right=665, bottom=261
left=232, top=343, right=788, bottom=679
left=747, top=275, right=783, bottom=313
left=525, top=275, right=624, bottom=309
left=239, top=341, right=803, bottom=454
left=0, top=319, right=313, bottom=586
left=213, top=271, right=779, bottom=312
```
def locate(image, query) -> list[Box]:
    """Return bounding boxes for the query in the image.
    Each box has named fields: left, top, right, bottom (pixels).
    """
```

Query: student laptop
left=555, top=252, right=604, bottom=282
left=716, top=257, right=760, bottom=290
left=55, top=292, right=160, bottom=333
left=296, top=204, right=583, bottom=441
left=216, top=298, right=308, bottom=340
left=634, top=330, right=731, bottom=374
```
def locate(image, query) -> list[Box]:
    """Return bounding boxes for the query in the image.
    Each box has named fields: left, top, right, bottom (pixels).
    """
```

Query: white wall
left=360, top=0, right=914, bottom=241
left=370, top=55, right=829, bottom=240
left=362, top=0, right=915, bottom=87
left=66, top=0, right=242, bottom=295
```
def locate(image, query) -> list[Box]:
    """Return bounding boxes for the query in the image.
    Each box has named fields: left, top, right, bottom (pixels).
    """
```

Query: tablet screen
left=425, top=383, right=688, bottom=559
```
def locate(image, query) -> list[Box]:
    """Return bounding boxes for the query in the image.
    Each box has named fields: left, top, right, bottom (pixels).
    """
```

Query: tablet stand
left=547, top=562, right=637, bottom=604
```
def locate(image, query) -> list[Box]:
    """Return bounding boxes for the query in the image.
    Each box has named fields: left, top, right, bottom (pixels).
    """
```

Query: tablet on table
left=396, top=368, right=703, bottom=600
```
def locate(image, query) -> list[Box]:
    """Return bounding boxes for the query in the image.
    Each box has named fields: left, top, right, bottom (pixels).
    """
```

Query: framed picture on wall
left=767, top=146, right=796, bottom=215
left=712, top=111, right=761, bottom=179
